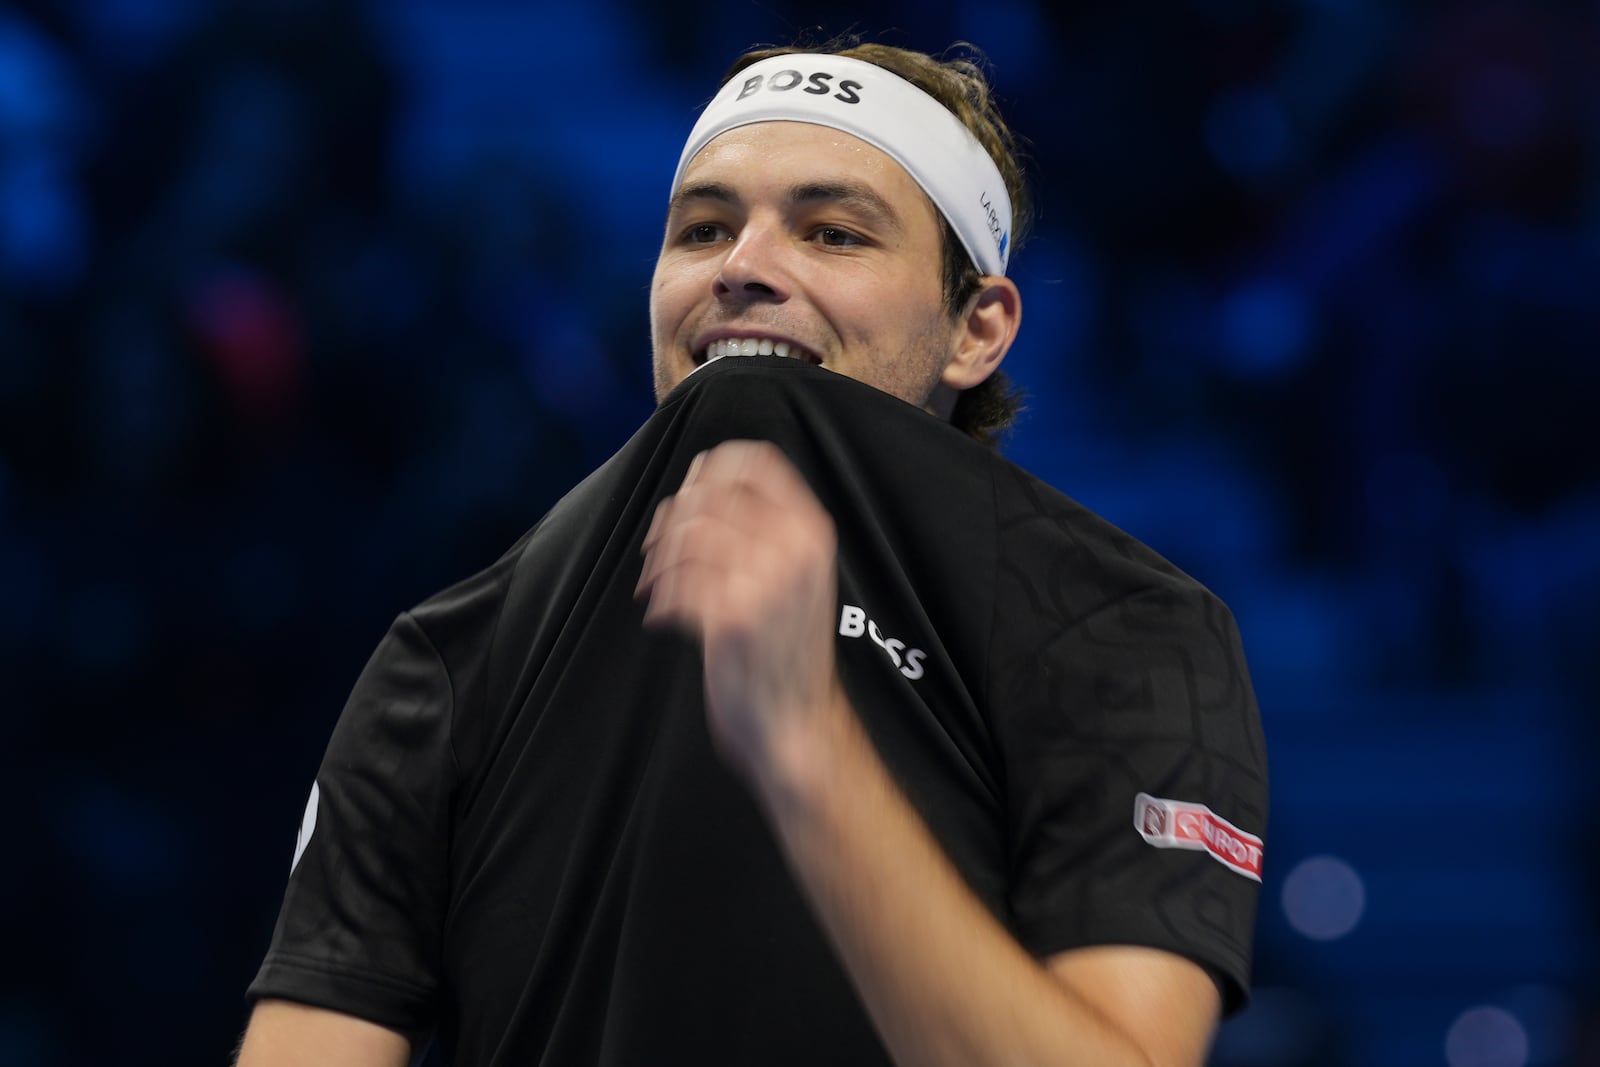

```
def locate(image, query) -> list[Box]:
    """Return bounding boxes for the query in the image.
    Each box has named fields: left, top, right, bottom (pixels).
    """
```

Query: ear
left=940, top=276, right=1023, bottom=391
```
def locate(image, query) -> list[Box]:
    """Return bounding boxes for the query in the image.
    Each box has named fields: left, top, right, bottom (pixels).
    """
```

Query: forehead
left=676, top=121, right=938, bottom=221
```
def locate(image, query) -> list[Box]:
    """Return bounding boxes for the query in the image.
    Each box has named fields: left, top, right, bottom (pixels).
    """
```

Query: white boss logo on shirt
left=838, top=604, right=927, bottom=681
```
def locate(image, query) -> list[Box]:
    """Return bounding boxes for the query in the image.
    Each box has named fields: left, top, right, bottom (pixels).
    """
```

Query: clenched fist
left=636, top=440, right=846, bottom=787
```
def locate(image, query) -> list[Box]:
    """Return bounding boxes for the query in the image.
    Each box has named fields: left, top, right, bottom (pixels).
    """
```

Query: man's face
left=650, top=121, right=964, bottom=410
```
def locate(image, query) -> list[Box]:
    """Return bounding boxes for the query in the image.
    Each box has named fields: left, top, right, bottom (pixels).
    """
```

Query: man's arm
left=757, top=682, right=1220, bottom=1066
left=235, top=999, right=412, bottom=1067
left=637, top=440, right=1222, bottom=1067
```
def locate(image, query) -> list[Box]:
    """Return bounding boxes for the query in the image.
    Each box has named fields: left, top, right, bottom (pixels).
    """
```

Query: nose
left=713, top=221, right=790, bottom=303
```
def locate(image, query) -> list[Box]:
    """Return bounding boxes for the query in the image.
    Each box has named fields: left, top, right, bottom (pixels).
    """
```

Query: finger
left=641, top=495, right=674, bottom=557
left=638, top=511, right=794, bottom=624
left=644, top=446, right=724, bottom=557
left=651, top=475, right=786, bottom=546
left=636, top=508, right=748, bottom=604
left=683, top=448, right=708, bottom=487
left=642, top=549, right=783, bottom=634
left=700, top=440, right=823, bottom=518
left=640, top=501, right=783, bottom=587
left=642, top=445, right=752, bottom=558
left=641, top=491, right=834, bottom=615
left=685, top=440, right=782, bottom=490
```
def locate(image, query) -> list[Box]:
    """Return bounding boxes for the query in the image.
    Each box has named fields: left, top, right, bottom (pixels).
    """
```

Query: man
left=239, top=41, right=1268, bottom=1067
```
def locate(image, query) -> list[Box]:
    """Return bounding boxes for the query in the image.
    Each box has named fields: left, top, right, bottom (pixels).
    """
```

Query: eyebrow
left=668, top=179, right=905, bottom=235
left=791, top=181, right=904, bottom=234
left=669, top=181, right=740, bottom=215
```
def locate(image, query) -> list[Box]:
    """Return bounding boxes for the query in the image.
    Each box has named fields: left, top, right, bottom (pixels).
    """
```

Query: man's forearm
left=235, top=1000, right=412, bottom=1067
left=754, top=686, right=1212, bottom=1067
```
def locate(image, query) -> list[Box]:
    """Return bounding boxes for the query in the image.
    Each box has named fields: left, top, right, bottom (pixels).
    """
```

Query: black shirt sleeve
left=247, top=610, right=458, bottom=1032
left=986, top=462, right=1269, bottom=1014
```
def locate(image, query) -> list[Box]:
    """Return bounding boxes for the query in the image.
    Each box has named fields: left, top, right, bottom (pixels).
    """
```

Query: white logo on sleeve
left=291, top=781, right=319, bottom=874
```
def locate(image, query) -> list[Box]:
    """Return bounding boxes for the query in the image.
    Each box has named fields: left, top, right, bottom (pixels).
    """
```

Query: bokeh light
left=1282, top=855, right=1366, bottom=942
left=1445, top=1006, right=1529, bottom=1067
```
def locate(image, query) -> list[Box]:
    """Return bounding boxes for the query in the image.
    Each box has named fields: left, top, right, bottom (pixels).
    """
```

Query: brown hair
left=723, top=39, right=1032, bottom=446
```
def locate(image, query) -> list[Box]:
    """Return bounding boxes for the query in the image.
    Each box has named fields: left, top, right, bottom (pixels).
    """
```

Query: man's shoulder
left=987, top=455, right=1224, bottom=619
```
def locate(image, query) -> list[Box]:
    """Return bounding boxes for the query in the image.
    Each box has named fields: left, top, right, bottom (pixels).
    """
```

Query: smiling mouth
left=702, top=338, right=821, bottom=365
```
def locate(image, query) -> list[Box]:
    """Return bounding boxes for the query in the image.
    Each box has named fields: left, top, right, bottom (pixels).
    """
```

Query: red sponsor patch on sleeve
left=1133, top=792, right=1264, bottom=882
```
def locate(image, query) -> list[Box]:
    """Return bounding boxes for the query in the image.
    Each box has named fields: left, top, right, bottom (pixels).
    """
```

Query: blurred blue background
left=1, top=1, right=1596, bottom=1064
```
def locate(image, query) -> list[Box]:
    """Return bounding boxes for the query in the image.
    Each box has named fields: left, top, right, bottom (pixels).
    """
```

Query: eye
left=682, top=222, right=731, bottom=244
left=814, top=226, right=863, bottom=247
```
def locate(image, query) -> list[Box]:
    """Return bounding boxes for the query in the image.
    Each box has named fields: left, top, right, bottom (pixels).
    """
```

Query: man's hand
left=636, top=438, right=1220, bottom=1067
left=636, top=439, right=844, bottom=786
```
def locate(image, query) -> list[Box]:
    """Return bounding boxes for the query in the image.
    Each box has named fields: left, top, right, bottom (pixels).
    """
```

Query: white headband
left=672, top=54, right=1014, bottom=276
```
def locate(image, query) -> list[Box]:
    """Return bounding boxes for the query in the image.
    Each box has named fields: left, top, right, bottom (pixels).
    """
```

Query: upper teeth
left=705, top=338, right=800, bottom=362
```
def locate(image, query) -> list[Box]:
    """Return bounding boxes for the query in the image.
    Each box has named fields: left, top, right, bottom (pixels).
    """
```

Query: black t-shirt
left=249, top=356, right=1269, bottom=1065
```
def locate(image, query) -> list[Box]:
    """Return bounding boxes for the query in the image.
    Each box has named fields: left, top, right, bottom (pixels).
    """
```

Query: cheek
left=649, top=262, right=703, bottom=332
left=869, top=283, right=944, bottom=344
left=648, top=277, right=680, bottom=339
